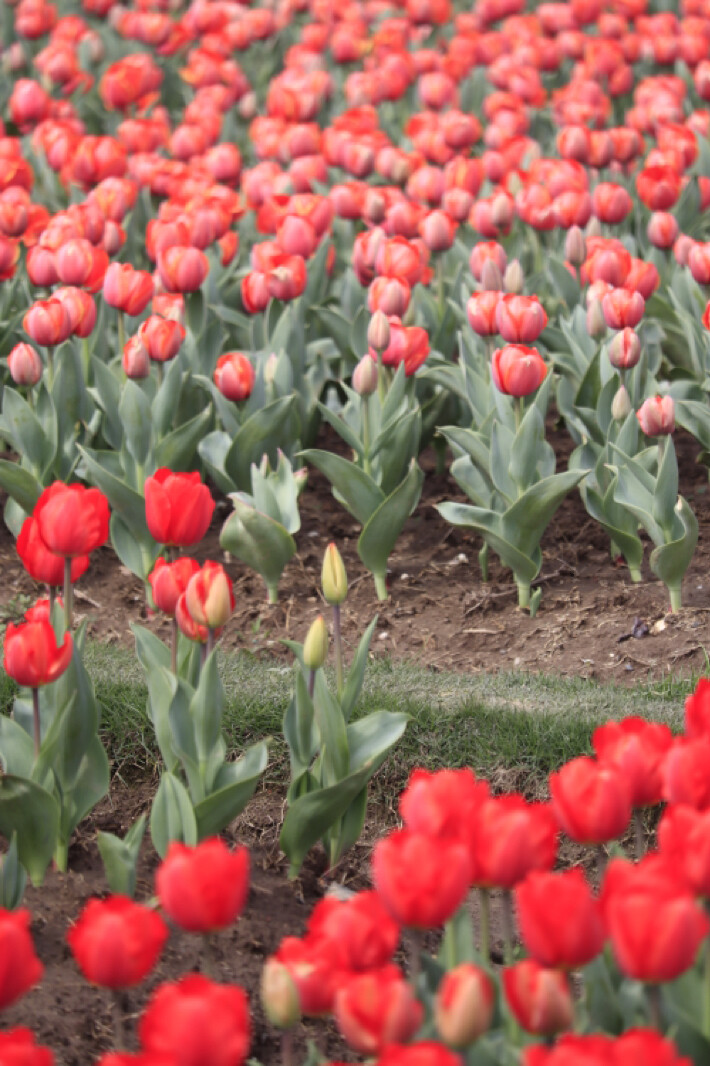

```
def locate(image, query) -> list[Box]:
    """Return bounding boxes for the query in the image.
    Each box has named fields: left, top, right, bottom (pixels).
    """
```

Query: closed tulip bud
left=261, top=960, right=302, bottom=1029
left=480, top=258, right=504, bottom=292
left=503, top=962, right=573, bottom=1036
left=435, top=964, right=494, bottom=1048
left=490, top=193, right=513, bottom=229
left=611, top=384, right=632, bottom=421
left=238, top=92, right=258, bottom=120
left=503, top=259, right=524, bottom=295
left=185, top=561, right=234, bottom=630
left=368, top=310, right=391, bottom=353
left=565, top=226, right=586, bottom=267
left=637, top=395, right=675, bottom=437
left=608, top=328, right=641, bottom=370
left=8, top=342, right=42, bottom=386
left=352, top=355, right=378, bottom=397
left=322, top=543, right=348, bottom=605
left=647, top=211, right=679, bottom=250
left=122, top=334, right=150, bottom=379
left=585, top=216, right=602, bottom=239
left=586, top=298, right=607, bottom=339
left=303, top=615, right=328, bottom=670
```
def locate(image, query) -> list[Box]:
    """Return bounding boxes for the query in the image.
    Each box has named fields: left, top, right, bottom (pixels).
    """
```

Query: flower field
left=4, top=0, right=710, bottom=1060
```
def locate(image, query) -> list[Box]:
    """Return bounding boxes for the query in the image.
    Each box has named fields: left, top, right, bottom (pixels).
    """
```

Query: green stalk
left=362, top=395, right=372, bottom=477
left=117, top=310, right=125, bottom=355
left=81, top=337, right=91, bottom=384
left=63, top=557, right=73, bottom=631
left=374, top=572, right=388, bottom=601
left=479, top=887, right=491, bottom=965
left=31, top=688, right=41, bottom=759
left=46, top=347, right=55, bottom=391
left=704, top=934, right=710, bottom=1039
left=515, top=396, right=524, bottom=432
left=377, top=350, right=386, bottom=406
left=171, top=616, right=178, bottom=675
left=333, top=603, right=344, bottom=702
left=669, top=586, right=682, bottom=613
left=516, top=581, right=530, bottom=610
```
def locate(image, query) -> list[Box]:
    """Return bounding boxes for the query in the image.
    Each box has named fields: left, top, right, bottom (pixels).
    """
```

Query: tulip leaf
left=110, top=513, right=160, bottom=583
left=328, top=787, right=367, bottom=866
left=220, top=500, right=296, bottom=602
left=77, top=445, right=152, bottom=536
left=358, top=460, right=424, bottom=581
left=132, top=626, right=180, bottom=772
left=341, top=616, right=378, bottom=723
left=153, top=407, right=213, bottom=473
left=449, top=454, right=494, bottom=508
left=489, top=422, right=517, bottom=502
left=190, top=650, right=226, bottom=793
left=650, top=496, right=698, bottom=597
left=197, top=431, right=235, bottom=496
left=346, top=710, right=409, bottom=773
left=193, top=740, right=269, bottom=839
left=151, top=358, right=185, bottom=439
left=90, top=356, right=123, bottom=450
left=0, top=460, right=41, bottom=516
left=0, top=833, right=27, bottom=911
left=0, top=775, right=60, bottom=886
left=312, top=671, right=350, bottom=787
left=501, top=469, right=587, bottom=561
left=437, top=502, right=541, bottom=585
left=370, top=407, right=422, bottom=497
left=59, top=736, right=110, bottom=848
left=226, top=396, right=298, bottom=492
left=316, top=402, right=365, bottom=460
left=150, top=771, right=198, bottom=859
left=299, top=449, right=385, bottom=526
left=168, top=675, right=203, bottom=801
left=652, top=436, right=679, bottom=533
left=282, top=668, right=318, bottom=776
left=0, top=389, right=54, bottom=475
left=0, top=714, right=35, bottom=778
left=119, top=379, right=153, bottom=469
left=97, top=815, right=147, bottom=898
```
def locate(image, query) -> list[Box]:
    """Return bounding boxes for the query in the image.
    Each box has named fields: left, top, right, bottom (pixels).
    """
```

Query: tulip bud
left=480, top=258, right=503, bottom=292
left=608, top=327, right=641, bottom=369
left=322, top=543, right=348, bottom=605
left=637, top=395, right=675, bottom=437
left=185, top=562, right=234, bottom=630
left=611, top=384, right=632, bottom=421
left=352, top=355, right=378, bottom=397
left=303, top=615, right=329, bottom=670
left=491, top=192, right=513, bottom=228
left=565, top=225, right=586, bottom=267
left=294, top=466, right=308, bottom=495
left=586, top=298, right=607, bottom=339
left=367, top=310, right=391, bottom=353
left=435, top=964, right=495, bottom=1048
left=261, top=959, right=302, bottom=1029
left=238, top=92, right=258, bottom=120
left=364, top=190, right=386, bottom=225
left=585, top=216, right=602, bottom=239
left=263, top=352, right=279, bottom=388
left=122, top=335, right=151, bottom=379
left=8, top=342, right=42, bottom=386
left=503, top=259, right=524, bottom=295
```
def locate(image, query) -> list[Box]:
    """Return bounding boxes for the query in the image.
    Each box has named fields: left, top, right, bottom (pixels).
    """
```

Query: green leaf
left=0, top=461, right=41, bottom=515
left=150, top=772, right=198, bottom=859
left=97, top=816, right=146, bottom=898
left=282, top=669, right=317, bottom=775
left=77, top=445, right=151, bottom=535
left=358, top=460, right=424, bottom=581
left=0, top=389, right=54, bottom=475
left=151, top=359, right=185, bottom=439
left=0, top=715, right=35, bottom=778
left=316, top=402, right=365, bottom=460
left=346, top=710, right=408, bottom=772
left=652, top=437, right=679, bottom=533
left=341, top=617, right=378, bottom=722
left=59, top=736, right=110, bottom=845
left=650, top=496, right=698, bottom=595
left=0, top=834, right=27, bottom=910
left=193, top=740, right=269, bottom=839
left=197, top=431, right=235, bottom=496
left=312, top=671, right=350, bottom=786
left=132, top=627, right=180, bottom=771
left=501, top=469, right=587, bottom=561
left=299, top=449, right=384, bottom=526
left=488, top=422, right=516, bottom=502
left=220, top=500, right=296, bottom=601
left=154, top=407, right=213, bottom=472
left=190, top=650, right=225, bottom=792
left=226, top=397, right=298, bottom=491
left=0, top=775, right=60, bottom=886
left=437, top=502, right=540, bottom=585
left=111, top=513, right=159, bottom=583
left=119, top=380, right=153, bottom=468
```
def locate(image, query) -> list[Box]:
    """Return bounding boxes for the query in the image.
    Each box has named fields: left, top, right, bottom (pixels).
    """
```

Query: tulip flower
left=607, top=328, right=641, bottom=370
left=4, top=612, right=73, bottom=754
left=23, top=298, right=72, bottom=348
left=685, top=677, right=710, bottom=739
left=495, top=294, right=548, bottom=343
left=377, top=1041, right=463, bottom=1066
left=306, top=890, right=399, bottom=972
left=122, top=335, right=151, bottom=379
left=103, top=262, right=154, bottom=316
left=214, top=352, right=255, bottom=402
left=268, top=934, right=341, bottom=1017
left=467, top=291, right=502, bottom=336
left=469, top=795, right=558, bottom=890
left=491, top=345, right=548, bottom=397
left=184, top=561, right=235, bottom=641
left=663, top=736, right=710, bottom=810
left=0, top=909, right=43, bottom=1009
left=400, top=767, right=490, bottom=843
left=592, top=717, right=673, bottom=810
left=503, top=962, right=573, bottom=1037
left=0, top=1029, right=54, bottom=1066
left=260, top=960, right=301, bottom=1029
left=515, top=868, right=605, bottom=969
left=144, top=469, right=215, bottom=548
left=68, top=896, right=168, bottom=989
left=157, top=246, right=209, bottom=294
left=550, top=756, right=632, bottom=845
left=139, top=315, right=186, bottom=363
left=7, top=342, right=42, bottom=387
left=435, top=964, right=494, bottom=1047
left=637, top=395, right=675, bottom=436
left=335, top=965, right=423, bottom=1055
left=372, top=829, right=471, bottom=929
left=156, top=839, right=249, bottom=934
left=139, top=975, right=250, bottom=1066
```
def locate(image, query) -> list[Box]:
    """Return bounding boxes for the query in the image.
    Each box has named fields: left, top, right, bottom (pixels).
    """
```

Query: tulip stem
left=206, top=628, right=215, bottom=659
left=281, top=1028, right=294, bottom=1066
left=515, top=397, right=524, bottom=432
left=48, top=585, right=56, bottom=614
left=362, top=395, right=372, bottom=477
left=516, top=581, right=530, bottom=610
left=634, top=810, right=645, bottom=860
left=63, top=557, right=73, bottom=631
left=117, top=310, right=125, bottom=355
left=332, top=604, right=344, bottom=701
left=46, top=347, right=55, bottom=391
left=704, top=936, right=710, bottom=1038
left=597, top=845, right=607, bottom=884
left=436, top=257, right=445, bottom=322
left=479, top=543, right=489, bottom=583
left=157, top=362, right=164, bottom=388
left=81, top=337, right=91, bottom=385
left=171, top=616, right=178, bottom=675
left=373, top=572, right=388, bottom=601
left=408, top=929, right=423, bottom=988
left=501, top=890, right=515, bottom=965
left=267, top=583, right=279, bottom=606
left=31, top=688, right=40, bottom=758
left=478, top=888, right=491, bottom=965
left=307, top=668, right=315, bottom=700
left=112, top=990, right=126, bottom=1049
left=647, top=983, right=662, bottom=1029
left=669, top=586, right=682, bottom=613
left=377, top=351, right=386, bottom=406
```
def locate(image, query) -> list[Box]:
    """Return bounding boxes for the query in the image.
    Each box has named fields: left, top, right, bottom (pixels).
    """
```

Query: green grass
left=1, top=641, right=691, bottom=797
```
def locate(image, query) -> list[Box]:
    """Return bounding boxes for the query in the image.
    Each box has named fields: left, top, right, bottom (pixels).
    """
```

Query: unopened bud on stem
left=367, top=310, right=390, bottom=352
left=322, top=543, right=348, bottom=605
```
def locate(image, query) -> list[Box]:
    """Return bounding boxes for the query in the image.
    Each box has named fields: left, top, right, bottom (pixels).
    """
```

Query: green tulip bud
left=611, top=384, right=632, bottom=422
left=322, top=542, right=348, bottom=605
left=367, top=310, right=390, bottom=353
left=503, top=259, right=524, bottom=295
left=303, top=615, right=329, bottom=669
left=261, top=959, right=302, bottom=1029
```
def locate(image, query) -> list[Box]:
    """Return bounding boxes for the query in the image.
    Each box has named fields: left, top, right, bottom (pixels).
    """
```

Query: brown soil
left=1, top=425, right=709, bottom=684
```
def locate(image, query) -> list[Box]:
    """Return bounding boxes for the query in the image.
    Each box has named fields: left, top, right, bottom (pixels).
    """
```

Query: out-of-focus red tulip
left=144, top=469, right=214, bottom=548
left=68, top=896, right=168, bottom=988
left=434, top=963, right=494, bottom=1048
left=372, top=829, right=471, bottom=929
left=8, top=342, right=42, bottom=386
left=335, top=966, right=423, bottom=1055
left=0, top=909, right=44, bottom=1008
left=17, top=517, right=89, bottom=587
left=138, top=315, right=186, bottom=363
left=4, top=615, right=72, bottom=688
left=23, top=298, right=72, bottom=347
left=491, top=345, right=547, bottom=397
left=139, top=975, right=250, bottom=1066
left=503, top=962, right=573, bottom=1037
left=515, top=868, right=605, bottom=968
left=214, top=352, right=255, bottom=402
left=495, top=294, right=548, bottom=343
left=156, top=839, right=249, bottom=933
left=636, top=395, right=675, bottom=436
left=184, top=560, right=235, bottom=631
left=592, top=717, right=673, bottom=808
left=103, top=262, right=154, bottom=316
left=549, top=756, right=632, bottom=845
left=602, top=289, right=644, bottom=330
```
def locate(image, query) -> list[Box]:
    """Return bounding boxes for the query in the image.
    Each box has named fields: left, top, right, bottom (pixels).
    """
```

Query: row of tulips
left=6, top=680, right=710, bottom=1065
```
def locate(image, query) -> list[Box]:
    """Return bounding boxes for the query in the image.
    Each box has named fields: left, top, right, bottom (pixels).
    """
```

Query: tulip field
left=7, top=0, right=710, bottom=1059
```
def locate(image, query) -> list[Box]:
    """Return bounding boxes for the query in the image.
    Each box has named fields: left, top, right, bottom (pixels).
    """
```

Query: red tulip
left=241, top=272, right=270, bottom=313
left=139, top=975, right=250, bottom=1066
left=123, top=335, right=151, bottom=379
left=601, top=289, right=644, bottom=330
left=372, top=829, right=471, bottom=928
left=0, top=909, right=43, bottom=1008
left=0, top=235, right=20, bottom=282
left=138, top=315, right=186, bottom=363
left=689, top=243, right=710, bottom=286
left=156, top=839, right=249, bottom=933
left=0, top=1029, right=54, bottom=1066
left=68, top=896, right=168, bottom=988
left=149, top=557, right=201, bottom=617
left=55, top=239, right=107, bottom=291
left=157, top=247, right=209, bottom=294
left=658, top=805, right=710, bottom=898
left=376, top=236, right=429, bottom=287
left=335, top=965, right=423, bottom=1055
left=685, top=677, right=710, bottom=739
left=503, top=962, right=573, bottom=1036
left=214, top=353, right=255, bottom=402
left=17, top=517, right=89, bottom=587
left=470, top=795, right=557, bottom=890
left=4, top=615, right=72, bottom=688
left=8, top=343, right=42, bottom=387
left=376, top=1042, right=463, bottom=1066
left=601, top=856, right=710, bottom=982
left=34, top=482, right=109, bottom=558
left=467, top=291, right=502, bottom=336
left=647, top=211, right=679, bottom=250
left=663, top=736, right=710, bottom=809
left=495, top=294, right=548, bottom=343
left=184, top=561, right=235, bottom=631
left=267, top=254, right=307, bottom=302
left=53, top=288, right=97, bottom=339
left=368, top=276, right=411, bottom=317
left=550, top=756, right=631, bottom=845
left=434, top=963, right=494, bottom=1047
left=491, top=345, right=547, bottom=397
left=637, top=395, right=675, bottom=437
left=523, top=1034, right=613, bottom=1066
left=306, top=890, right=399, bottom=972
left=612, top=1030, right=691, bottom=1066
left=591, top=183, right=632, bottom=224
left=515, top=869, right=605, bottom=968
left=26, top=246, right=58, bottom=288
left=372, top=319, right=430, bottom=376
left=23, top=299, right=72, bottom=347
left=8, top=79, right=51, bottom=131
left=469, top=241, right=507, bottom=282
left=592, top=717, right=673, bottom=808
left=607, top=328, right=641, bottom=370
left=269, top=934, right=341, bottom=1016
left=103, top=262, right=154, bottom=316
left=399, top=767, right=490, bottom=844
left=144, top=469, right=214, bottom=548
left=419, top=210, right=456, bottom=252
left=636, top=166, right=683, bottom=211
